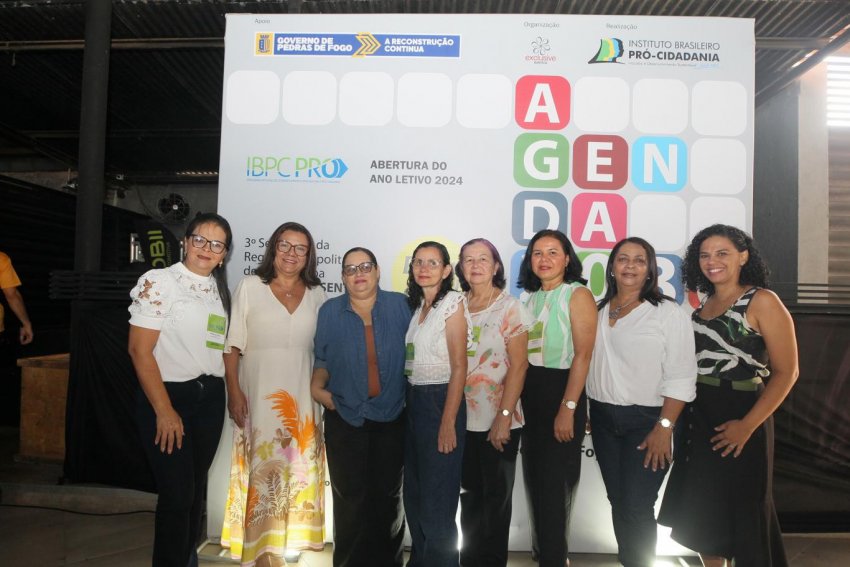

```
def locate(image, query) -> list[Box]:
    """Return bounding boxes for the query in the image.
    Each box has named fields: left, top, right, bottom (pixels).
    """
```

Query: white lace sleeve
left=128, top=269, right=174, bottom=330
left=439, top=291, right=474, bottom=347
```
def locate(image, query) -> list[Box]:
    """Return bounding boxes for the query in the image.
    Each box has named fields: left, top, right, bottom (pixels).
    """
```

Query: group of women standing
left=128, top=214, right=798, bottom=567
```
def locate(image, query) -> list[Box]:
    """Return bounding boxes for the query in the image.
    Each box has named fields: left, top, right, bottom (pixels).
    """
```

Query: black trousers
left=460, top=429, right=521, bottom=567
left=324, top=409, right=405, bottom=567
left=520, top=365, right=586, bottom=567
left=135, top=375, right=225, bottom=567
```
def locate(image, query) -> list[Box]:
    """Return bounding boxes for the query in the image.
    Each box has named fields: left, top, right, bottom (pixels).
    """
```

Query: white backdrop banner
left=210, top=13, right=754, bottom=554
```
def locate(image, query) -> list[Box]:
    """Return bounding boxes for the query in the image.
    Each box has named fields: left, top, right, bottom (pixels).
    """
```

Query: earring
left=219, top=262, right=223, bottom=268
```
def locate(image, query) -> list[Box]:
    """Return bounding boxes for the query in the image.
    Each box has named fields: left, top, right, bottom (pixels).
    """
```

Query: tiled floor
left=1, top=505, right=849, bottom=566
left=1, top=428, right=849, bottom=566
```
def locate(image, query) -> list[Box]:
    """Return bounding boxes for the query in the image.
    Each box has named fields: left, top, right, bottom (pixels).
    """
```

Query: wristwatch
left=657, top=417, right=674, bottom=429
left=562, top=399, right=577, bottom=410
left=500, top=408, right=511, bottom=417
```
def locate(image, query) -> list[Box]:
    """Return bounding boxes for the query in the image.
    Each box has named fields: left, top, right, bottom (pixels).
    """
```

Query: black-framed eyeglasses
left=277, top=240, right=309, bottom=257
left=342, top=262, right=376, bottom=276
left=190, top=234, right=227, bottom=254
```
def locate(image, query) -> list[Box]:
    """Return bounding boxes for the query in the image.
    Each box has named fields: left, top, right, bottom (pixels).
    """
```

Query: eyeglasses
left=277, top=240, right=309, bottom=257
left=189, top=234, right=227, bottom=254
left=342, top=262, right=376, bottom=276
left=412, top=258, right=443, bottom=270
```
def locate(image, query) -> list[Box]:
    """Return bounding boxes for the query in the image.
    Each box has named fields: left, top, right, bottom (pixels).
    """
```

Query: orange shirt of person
left=0, top=252, right=33, bottom=344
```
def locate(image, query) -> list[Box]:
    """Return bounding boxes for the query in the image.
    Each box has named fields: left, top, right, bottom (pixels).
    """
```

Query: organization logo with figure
left=588, top=38, right=624, bottom=63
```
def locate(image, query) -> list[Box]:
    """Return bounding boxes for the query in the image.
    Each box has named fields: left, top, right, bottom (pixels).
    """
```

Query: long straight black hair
left=517, top=229, right=586, bottom=292
left=597, top=236, right=672, bottom=311
left=184, top=212, right=233, bottom=317
left=406, top=241, right=454, bottom=310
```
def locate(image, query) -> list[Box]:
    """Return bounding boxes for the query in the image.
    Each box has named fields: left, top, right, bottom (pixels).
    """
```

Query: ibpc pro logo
left=245, top=156, right=349, bottom=182
left=588, top=38, right=624, bottom=64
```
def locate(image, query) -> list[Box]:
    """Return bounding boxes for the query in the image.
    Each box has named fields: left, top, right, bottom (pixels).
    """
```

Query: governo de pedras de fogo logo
left=526, top=36, right=556, bottom=64
left=589, top=37, right=721, bottom=66
left=245, top=155, right=349, bottom=182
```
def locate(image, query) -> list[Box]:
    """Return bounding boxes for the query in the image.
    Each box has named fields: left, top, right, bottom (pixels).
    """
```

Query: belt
left=696, top=375, right=762, bottom=392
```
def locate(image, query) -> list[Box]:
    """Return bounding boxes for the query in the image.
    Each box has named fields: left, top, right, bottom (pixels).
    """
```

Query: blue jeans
left=589, top=400, right=675, bottom=567
left=404, top=383, right=466, bottom=567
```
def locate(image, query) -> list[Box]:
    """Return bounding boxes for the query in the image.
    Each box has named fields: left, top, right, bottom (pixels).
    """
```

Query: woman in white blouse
left=404, top=240, right=470, bottom=567
left=586, top=237, right=697, bottom=567
left=128, top=213, right=232, bottom=567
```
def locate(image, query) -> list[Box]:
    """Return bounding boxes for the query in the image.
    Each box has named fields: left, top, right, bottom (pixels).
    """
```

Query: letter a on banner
left=571, top=193, right=626, bottom=249
left=515, top=76, right=570, bottom=130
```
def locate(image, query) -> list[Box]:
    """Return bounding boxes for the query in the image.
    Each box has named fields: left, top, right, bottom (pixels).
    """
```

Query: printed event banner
left=212, top=13, right=754, bottom=553
left=218, top=13, right=753, bottom=307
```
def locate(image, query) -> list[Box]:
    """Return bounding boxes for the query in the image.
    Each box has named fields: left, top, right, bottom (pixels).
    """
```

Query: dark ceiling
left=0, top=0, right=849, bottom=186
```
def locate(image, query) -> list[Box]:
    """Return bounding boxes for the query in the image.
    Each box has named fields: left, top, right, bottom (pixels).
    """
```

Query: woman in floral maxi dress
left=221, top=222, right=326, bottom=567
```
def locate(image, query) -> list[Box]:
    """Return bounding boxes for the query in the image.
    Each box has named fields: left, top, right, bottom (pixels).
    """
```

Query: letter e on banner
left=515, top=76, right=570, bottom=130
left=573, top=135, right=628, bottom=190
left=571, top=193, right=626, bottom=249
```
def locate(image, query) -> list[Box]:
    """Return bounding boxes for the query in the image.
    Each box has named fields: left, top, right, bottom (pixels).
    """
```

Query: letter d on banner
left=512, top=191, right=568, bottom=246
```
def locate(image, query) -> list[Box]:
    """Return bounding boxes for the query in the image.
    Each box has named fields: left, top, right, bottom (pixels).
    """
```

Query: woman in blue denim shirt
left=312, top=247, right=411, bottom=567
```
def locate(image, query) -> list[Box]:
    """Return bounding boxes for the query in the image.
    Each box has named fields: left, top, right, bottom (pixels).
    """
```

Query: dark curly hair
left=454, top=238, right=507, bottom=292
left=517, top=229, right=587, bottom=292
left=406, top=241, right=454, bottom=310
left=254, top=222, right=321, bottom=288
left=597, top=237, right=673, bottom=311
left=184, top=212, right=233, bottom=317
left=683, top=224, right=770, bottom=295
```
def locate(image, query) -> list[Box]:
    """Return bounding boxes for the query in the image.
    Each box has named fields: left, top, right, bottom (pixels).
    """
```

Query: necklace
left=608, top=298, right=639, bottom=320
left=274, top=279, right=300, bottom=298
left=467, top=286, right=496, bottom=313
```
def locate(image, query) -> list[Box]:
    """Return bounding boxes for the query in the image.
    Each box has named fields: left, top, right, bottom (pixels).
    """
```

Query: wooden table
left=17, top=353, right=69, bottom=462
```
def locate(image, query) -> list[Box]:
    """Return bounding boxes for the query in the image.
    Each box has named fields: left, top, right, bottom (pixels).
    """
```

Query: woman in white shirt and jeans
left=404, top=241, right=471, bottom=567
left=128, top=213, right=232, bottom=567
left=586, top=237, right=697, bottom=567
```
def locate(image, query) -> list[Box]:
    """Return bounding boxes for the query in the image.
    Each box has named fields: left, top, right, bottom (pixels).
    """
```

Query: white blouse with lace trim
left=128, top=261, right=226, bottom=383
left=405, top=290, right=472, bottom=385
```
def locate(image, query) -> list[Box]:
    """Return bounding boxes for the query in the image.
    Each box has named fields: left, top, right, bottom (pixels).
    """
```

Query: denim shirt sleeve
left=313, top=301, right=330, bottom=370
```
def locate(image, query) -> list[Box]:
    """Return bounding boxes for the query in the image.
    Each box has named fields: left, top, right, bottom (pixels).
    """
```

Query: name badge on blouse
left=467, top=325, right=481, bottom=358
left=404, top=342, right=415, bottom=377
left=206, top=314, right=226, bottom=351
left=527, top=320, right=544, bottom=366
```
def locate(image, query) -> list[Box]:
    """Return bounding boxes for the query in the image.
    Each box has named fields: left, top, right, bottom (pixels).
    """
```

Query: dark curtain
left=774, top=313, right=850, bottom=531
left=63, top=301, right=154, bottom=492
